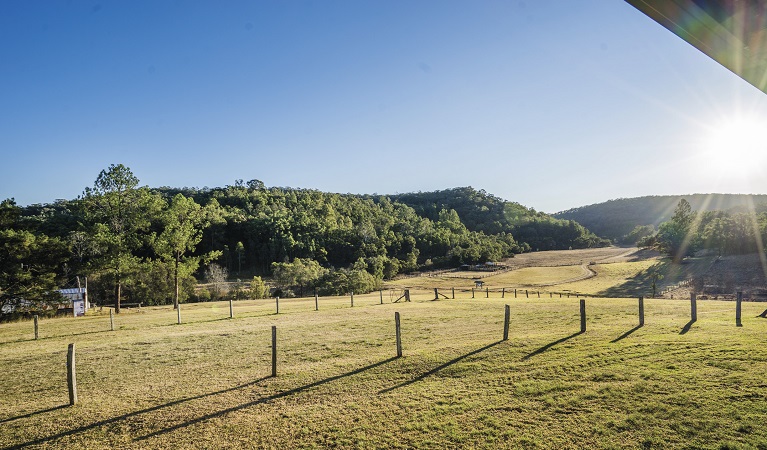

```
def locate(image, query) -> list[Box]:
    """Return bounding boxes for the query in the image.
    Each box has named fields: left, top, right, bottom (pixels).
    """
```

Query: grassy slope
left=3, top=293, right=767, bottom=449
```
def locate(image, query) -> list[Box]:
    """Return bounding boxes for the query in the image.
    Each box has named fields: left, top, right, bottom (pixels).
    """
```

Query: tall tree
left=153, top=193, right=216, bottom=309
left=82, top=164, right=157, bottom=313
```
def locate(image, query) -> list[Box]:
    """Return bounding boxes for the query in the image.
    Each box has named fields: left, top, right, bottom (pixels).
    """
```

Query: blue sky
left=2, top=1, right=767, bottom=213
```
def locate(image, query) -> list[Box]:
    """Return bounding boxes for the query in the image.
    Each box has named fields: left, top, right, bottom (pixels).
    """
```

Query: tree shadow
left=0, top=404, right=67, bottom=424
left=679, top=320, right=696, bottom=335
left=598, top=259, right=694, bottom=298
left=9, top=358, right=396, bottom=448
left=758, top=310, right=767, bottom=318
left=610, top=325, right=642, bottom=343
left=521, top=332, right=582, bottom=361
left=378, top=341, right=502, bottom=394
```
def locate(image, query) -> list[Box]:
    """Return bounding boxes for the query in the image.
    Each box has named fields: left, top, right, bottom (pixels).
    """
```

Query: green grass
left=2, top=293, right=767, bottom=449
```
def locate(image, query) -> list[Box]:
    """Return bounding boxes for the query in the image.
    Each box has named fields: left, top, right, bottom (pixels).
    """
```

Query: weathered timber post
left=550, top=292, right=552, bottom=298
left=395, top=312, right=402, bottom=358
left=452, top=287, right=455, bottom=299
left=638, top=296, right=644, bottom=327
left=67, top=343, right=77, bottom=405
left=537, top=291, right=540, bottom=298
left=276, top=297, right=280, bottom=314
left=434, top=288, right=439, bottom=300
left=110, top=309, right=114, bottom=331
left=229, top=298, right=234, bottom=319
left=525, top=290, right=528, bottom=298
left=503, top=305, right=510, bottom=341
left=271, top=326, right=277, bottom=377
left=502, top=288, right=505, bottom=298
left=177, top=303, right=181, bottom=325
left=560, top=293, right=562, bottom=298
left=486, top=287, right=489, bottom=298
left=736, top=291, right=743, bottom=327
left=34, top=315, right=39, bottom=340
left=580, top=299, right=586, bottom=333
left=471, top=288, right=475, bottom=299
left=315, top=292, right=319, bottom=311
left=380, top=289, right=383, bottom=305
left=351, top=291, right=354, bottom=307
left=404, top=290, right=411, bottom=302
left=690, top=293, right=697, bottom=322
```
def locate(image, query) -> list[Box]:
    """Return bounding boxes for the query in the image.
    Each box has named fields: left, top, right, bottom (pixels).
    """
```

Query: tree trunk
left=173, top=255, right=179, bottom=309
left=115, top=272, right=121, bottom=314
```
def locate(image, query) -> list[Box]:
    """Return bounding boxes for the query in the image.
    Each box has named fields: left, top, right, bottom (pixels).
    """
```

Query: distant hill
left=554, top=194, right=767, bottom=241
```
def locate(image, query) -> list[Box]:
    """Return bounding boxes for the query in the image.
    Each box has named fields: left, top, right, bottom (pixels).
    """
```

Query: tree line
left=642, top=199, right=767, bottom=261
left=1, top=165, right=608, bottom=316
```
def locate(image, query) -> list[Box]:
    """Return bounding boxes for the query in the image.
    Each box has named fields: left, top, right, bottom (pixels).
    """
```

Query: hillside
left=554, top=193, right=767, bottom=240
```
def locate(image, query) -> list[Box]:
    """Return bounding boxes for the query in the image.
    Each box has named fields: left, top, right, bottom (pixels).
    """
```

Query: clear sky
left=2, top=0, right=767, bottom=213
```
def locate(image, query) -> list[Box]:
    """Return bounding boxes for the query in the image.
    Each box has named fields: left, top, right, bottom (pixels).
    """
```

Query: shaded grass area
left=2, top=295, right=767, bottom=448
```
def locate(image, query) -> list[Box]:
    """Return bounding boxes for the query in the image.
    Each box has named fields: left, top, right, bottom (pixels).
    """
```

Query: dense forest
left=555, top=194, right=767, bottom=242
left=1, top=165, right=607, bottom=315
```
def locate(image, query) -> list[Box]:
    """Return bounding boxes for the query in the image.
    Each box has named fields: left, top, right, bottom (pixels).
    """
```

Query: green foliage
left=272, top=258, right=328, bottom=297
left=249, top=276, right=269, bottom=299
left=622, top=224, right=655, bottom=245
left=0, top=229, right=68, bottom=315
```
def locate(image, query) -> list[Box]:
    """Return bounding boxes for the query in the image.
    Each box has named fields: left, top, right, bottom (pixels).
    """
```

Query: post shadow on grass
left=679, top=320, right=696, bottom=335
left=378, top=341, right=503, bottom=394
left=0, top=404, right=68, bottom=425
left=610, top=325, right=642, bottom=343
left=11, top=358, right=396, bottom=448
left=521, top=331, right=582, bottom=361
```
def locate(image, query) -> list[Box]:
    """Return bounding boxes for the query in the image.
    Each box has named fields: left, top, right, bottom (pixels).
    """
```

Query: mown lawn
left=2, top=292, right=767, bottom=449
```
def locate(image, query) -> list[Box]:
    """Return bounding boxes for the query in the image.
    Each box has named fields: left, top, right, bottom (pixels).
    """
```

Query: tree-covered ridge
left=555, top=194, right=767, bottom=241
left=1, top=170, right=608, bottom=313
left=390, top=187, right=609, bottom=251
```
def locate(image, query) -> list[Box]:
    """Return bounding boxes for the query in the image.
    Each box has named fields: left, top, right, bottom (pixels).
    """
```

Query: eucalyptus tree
left=153, top=193, right=217, bottom=309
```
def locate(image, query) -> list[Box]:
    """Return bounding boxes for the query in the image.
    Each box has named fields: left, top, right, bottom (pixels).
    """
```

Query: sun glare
left=702, top=116, right=767, bottom=175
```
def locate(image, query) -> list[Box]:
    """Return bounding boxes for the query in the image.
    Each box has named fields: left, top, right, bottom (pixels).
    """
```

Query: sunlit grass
left=2, top=293, right=767, bottom=448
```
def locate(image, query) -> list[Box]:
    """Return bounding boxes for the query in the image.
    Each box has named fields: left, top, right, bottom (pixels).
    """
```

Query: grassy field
left=3, top=292, right=767, bottom=449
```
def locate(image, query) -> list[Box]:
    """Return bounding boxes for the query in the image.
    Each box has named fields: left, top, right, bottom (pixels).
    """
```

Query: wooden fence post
left=502, top=288, right=505, bottom=298
left=514, top=289, right=517, bottom=298
left=110, top=309, right=114, bottom=331
left=580, top=299, right=586, bottom=333
left=67, top=343, right=77, bottom=406
left=690, top=293, right=697, bottom=322
left=452, top=287, right=455, bottom=299
left=736, top=291, right=743, bottom=327
left=503, top=304, right=510, bottom=341
left=229, top=298, right=234, bottom=319
left=550, top=292, right=552, bottom=298
left=177, top=304, right=181, bottom=325
left=380, top=289, right=384, bottom=304
left=525, top=290, right=529, bottom=298
left=276, top=297, right=280, bottom=314
left=486, top=287, right=489, bottom=298
left=271, top=325, right=277, bottom=377
left=434, top=288, right=439, bottom=300
left=395, top=312, right=402, bottom=358
left=537, top=291, right=540, bottom=298
left=471, top=288, right=474, bottom=299
left=638, top=296, right=644, bottom=327
left=404, top=290, right=411, bottom=302
left=351, top=291, right=354, bottom=307
left=315, top=293, right=319, bottom=311
left=34, top=315, right=39, bottom=340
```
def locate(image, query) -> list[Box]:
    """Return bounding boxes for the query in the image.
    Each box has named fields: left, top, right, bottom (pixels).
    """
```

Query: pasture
left=2, top=290, right=767, bottom=449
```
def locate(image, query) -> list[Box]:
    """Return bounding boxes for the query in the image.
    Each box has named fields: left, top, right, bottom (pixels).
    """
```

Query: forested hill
left=390, top=187, right=609, bottom=251
left=554, top=194, right=767, bottom=241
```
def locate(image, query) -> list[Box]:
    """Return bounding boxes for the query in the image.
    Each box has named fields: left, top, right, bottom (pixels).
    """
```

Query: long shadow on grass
left=0, top=405, right=68, bottom=425
left=5, top=375, right=270, bottom=449
left=610, top=325, right=642, bottom=343
left=7, top=356, right=396, bottom=448
left=378, top=341, right=503, bottom=394
left=7, top=357, right=397, bottom=449
left=521, top=332, right=582, bottom=361
left=133, top=357, right=397, bottom=442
